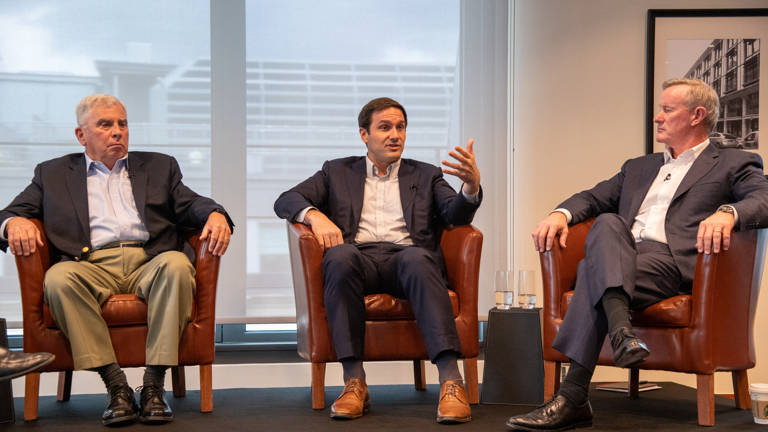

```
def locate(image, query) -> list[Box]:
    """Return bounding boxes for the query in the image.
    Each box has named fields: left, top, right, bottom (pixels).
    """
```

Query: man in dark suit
left=0, top=94, right=233, bottom=426
left=506, top=79, right=768, bottom=431
left=274, top=97, right=482, bottom=424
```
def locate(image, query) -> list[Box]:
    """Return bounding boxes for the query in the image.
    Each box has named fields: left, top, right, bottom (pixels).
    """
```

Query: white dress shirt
left=84, top=153, right=149, bottom=249
left=629, top=140, right=709, bottom=243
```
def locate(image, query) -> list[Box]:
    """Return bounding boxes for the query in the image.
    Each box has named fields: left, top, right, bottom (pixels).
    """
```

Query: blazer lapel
left=398, top=160, right=417, bottom=230
left=128, top=153, right=148, bottom=223
left=672, top=144, right=718, bottom=202
left=625, top=153, right=664, bottom=223
left=350, top=157, right=366, bottom=231
left=66, top=155, right=91, bottom=241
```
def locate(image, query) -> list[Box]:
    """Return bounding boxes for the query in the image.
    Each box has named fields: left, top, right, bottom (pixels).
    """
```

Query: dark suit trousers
left=322, top=242, right=461, bottom=362
left=552, top=214, right=683, bottom=371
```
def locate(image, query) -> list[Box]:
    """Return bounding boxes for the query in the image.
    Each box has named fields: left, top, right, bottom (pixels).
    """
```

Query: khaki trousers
left=43, top=247, right=195, bottom=370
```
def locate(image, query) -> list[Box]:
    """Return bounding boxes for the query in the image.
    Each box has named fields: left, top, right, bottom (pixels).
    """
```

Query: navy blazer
left=559, top=144, right=768, bottom=284
left=273, top=156, right=481, bottom=257
left=0, top=152, right=233, bottom=264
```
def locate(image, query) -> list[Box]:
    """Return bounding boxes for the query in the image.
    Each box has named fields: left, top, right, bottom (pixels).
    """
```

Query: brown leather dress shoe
left=436, top=379, right=471, bottom=424
left=330, top=378, right=370, bottom=419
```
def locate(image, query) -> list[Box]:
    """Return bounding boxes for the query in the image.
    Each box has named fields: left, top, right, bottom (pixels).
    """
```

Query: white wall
left=513, top=0, right=768, bottom=393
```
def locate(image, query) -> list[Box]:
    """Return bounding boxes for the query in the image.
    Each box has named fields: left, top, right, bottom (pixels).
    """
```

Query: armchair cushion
left=364, top=291, right=459, bottom=321
left=560, top=291, right=691, bottom=328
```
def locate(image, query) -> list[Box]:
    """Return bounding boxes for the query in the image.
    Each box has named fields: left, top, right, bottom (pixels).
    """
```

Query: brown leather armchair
left=287, top=222, right=482, bottom=409
left=540, top=218, right=768, bottom=426
left=15, top=219, right=220, bottom=421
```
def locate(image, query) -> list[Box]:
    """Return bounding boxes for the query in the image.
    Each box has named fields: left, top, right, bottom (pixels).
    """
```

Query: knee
left=154, top=251, right=194, bottom=277
left=322, top=243, right=360, bottom=275
left=586, top=214, right=631, bottom=246
left=44, top=262, right=82, bottom=301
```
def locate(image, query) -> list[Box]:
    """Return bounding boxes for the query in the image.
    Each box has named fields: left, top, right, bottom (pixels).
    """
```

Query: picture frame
left=645, top=9, right=768, bottom=156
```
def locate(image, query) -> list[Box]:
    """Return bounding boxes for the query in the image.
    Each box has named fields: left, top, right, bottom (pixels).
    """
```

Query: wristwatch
left=717, top=205, right=735, bottom=215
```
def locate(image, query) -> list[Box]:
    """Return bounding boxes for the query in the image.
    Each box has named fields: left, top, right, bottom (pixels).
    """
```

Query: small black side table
left=0, top=318, right=15, bottom=424
left=481, top=307, right=544, bottom=405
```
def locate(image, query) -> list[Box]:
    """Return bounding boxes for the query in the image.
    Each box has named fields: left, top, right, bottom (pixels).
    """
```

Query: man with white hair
left=0, top=94, right=233, bottom=426
left=506, top=79, right=768, bottom=430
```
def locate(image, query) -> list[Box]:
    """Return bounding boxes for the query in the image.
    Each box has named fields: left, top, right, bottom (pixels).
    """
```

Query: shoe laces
left=107, top=384, right=134, bottom=401
left=441, top=382, right=462, bottom=400
left=136, top=385, right=164, bottom=399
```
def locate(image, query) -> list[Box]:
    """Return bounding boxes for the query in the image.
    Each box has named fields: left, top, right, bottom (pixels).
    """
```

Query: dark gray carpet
left=4, top=382, right=762, bottom=431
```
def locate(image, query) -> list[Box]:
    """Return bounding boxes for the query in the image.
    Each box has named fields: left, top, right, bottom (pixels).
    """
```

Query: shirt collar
left=85, top=152, right=129, bottom=173
left=663, top=139, right=709, bottom=164
left=365, top=156, right=401, bottom=179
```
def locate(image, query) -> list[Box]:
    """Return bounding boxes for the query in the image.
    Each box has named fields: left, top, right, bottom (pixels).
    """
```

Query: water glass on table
left=517, top=270, right=537, bottom=309
left=494, top=270, right=515, bottom=310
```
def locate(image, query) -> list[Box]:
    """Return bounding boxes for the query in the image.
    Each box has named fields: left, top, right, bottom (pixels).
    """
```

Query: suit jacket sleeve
left=0, top=164, right=45, bottom=252
left=273, top=161, right=330, bottom=222
left=557, top=161, right=626, bottom=225
left=164, top=156, right=234, bottom=232
left=723, top=151, right=768, bottom=231
left=431, top=173, right=482, bottom=226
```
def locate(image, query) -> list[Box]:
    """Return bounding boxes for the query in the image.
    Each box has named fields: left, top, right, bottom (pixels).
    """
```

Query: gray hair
left=662, top=78, right=720, bottom=132
left=75, top=94, right=125, bottom=126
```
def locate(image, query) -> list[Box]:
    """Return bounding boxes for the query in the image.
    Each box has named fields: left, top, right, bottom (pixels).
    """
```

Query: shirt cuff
left=460, top=184, right=480, bottom=203
left=552, top=208, right=572, bottom=224
left=296, top=207, right=316, bottom=224
left=0, top=217, right=11, bottom=241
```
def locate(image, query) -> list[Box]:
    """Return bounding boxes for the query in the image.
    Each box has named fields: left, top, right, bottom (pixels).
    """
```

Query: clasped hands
left=531, top=209, right=735, bottom=255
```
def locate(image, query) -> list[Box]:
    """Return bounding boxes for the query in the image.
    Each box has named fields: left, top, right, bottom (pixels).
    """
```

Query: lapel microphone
left=664, top=173, right=671, bottom=182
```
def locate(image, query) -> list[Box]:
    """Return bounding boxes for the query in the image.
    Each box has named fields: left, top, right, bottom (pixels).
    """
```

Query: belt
left=97, top=241, right=145, bottom=250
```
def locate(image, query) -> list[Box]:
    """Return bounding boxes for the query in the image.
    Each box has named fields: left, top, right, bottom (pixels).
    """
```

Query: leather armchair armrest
left=186, top=233, right=220, bottom=324
left=287, top=222, right=332, bottom=361
left=440, top=225, right=482, bottom=318
left=14, top=219, right=50, bottom=333
left=690, top=228, right=766, bottom=364
left=539, top=218, right=594, bottom=320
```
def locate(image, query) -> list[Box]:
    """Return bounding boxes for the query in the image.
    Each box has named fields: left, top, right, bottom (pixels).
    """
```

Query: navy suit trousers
left=552, top=214, right=683, bottom=371
left=322, top=242, right=461, bottom=362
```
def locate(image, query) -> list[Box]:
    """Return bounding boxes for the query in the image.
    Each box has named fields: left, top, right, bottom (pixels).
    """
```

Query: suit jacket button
left=74, top=257, right=80, bottom=262
left=82, top=246, right=89, bottom=253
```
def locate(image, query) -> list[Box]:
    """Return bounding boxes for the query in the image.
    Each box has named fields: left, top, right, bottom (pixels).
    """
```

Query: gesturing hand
left=200, top=211, right=232, bottom=256
left=442, top=138, right=481, bottom=195
left=305, top=209, right=343, bottom=251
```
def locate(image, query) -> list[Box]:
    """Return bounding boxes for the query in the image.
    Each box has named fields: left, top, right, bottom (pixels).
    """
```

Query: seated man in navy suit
left=0, top=94, right=233, bottom=426
left=274, top=97, right=482, bottom=424
left=505, top=79, right=768, bottom=431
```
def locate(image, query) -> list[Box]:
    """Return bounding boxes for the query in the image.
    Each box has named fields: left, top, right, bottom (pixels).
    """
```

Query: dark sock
left=340, top=358, right=365, bottom=382
left=94, top=363, right=128, bottom=390
left=601, top=287, right=631, bottom=335
left=143, top=365, right=168, bottom=388
left=434, top=350, right=462, bottom=384
left=558, top=360, right=593, bottom=405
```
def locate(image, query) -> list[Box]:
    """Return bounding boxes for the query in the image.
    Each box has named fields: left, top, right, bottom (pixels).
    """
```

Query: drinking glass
left=517, top=270, right=537, bottom=309
left=494, top=270, right=515, bottom=309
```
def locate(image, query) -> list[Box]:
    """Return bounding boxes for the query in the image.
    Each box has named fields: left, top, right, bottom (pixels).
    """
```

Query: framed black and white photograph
left=646, top=9, right=767, bottom=158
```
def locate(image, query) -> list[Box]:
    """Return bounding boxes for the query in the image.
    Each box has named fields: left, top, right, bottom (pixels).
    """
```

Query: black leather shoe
left=505, top=395, right=592, bottom=431
left=138, top=385, right=174, bottom=423
left=610, top=326, right=650, bottom=368
left=102, top=384, right=138, bottom=426
left=0, top=346, right=55, bottom=381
